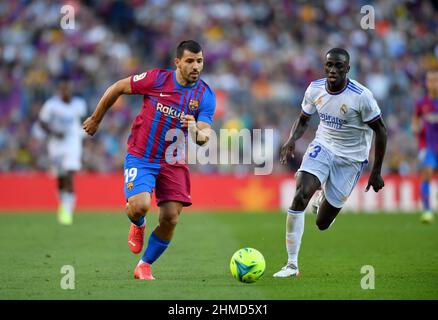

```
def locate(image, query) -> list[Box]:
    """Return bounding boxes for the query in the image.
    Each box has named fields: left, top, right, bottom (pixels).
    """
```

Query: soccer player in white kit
left=274, top=48, right=387, bottom=277
left=39, top=78, right=87, bottom=225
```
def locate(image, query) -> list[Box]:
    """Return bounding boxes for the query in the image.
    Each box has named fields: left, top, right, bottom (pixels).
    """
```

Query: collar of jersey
left=173, top=71, right=199, bottom=89
left=325, top=78, right=349, bottom=95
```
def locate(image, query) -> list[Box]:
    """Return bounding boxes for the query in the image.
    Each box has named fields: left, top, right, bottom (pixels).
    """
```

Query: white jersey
left=301, top=78, right=381, bottom=162
left=39, top=95, right=87, bottom=171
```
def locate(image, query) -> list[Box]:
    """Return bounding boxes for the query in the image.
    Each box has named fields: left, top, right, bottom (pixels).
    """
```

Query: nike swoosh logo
left=160, top=93, right=171, bottom=97
left=128, top=240, right=136, bottom=247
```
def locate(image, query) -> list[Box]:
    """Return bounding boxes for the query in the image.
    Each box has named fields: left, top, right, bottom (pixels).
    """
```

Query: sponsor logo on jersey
left=156, top=102, right=186, bottom=120
left=340, top=104, right=348, bottom=114
left=189, top=99, right=199, bottom=111
left=320, top=113, right=348, bottom=129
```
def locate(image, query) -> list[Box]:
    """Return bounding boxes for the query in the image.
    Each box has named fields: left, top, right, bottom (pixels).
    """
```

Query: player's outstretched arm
left=83, top=77, right=132, bottom=136
left=280, top=112, right=311, bottom=164
left=366, top=118, right=387, bottom=192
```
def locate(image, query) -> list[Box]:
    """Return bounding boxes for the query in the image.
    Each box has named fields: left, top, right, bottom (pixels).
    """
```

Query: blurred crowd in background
left=1, top=0, right=437, bottom=175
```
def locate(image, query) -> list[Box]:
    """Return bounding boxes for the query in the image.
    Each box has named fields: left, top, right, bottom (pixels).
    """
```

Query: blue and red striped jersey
left=415, top=96, right=438, bottom=153
left=127, top=68, right=216, bottom=163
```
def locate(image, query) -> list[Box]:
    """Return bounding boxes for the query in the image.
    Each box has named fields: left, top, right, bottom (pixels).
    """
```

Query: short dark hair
left=326, top=48, right=350, bottom=64
left=176, top=40, right=202, bottom=58
left=55, top=74, right=71, bottom=86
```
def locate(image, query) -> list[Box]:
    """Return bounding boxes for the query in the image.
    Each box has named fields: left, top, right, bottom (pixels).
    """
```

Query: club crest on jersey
left=127, top=182, right=134, bottom=190
left=340, top=104, right=348, bottom=115
left=189, top=99, right=199, bottom=111
left=315, top=97, right=323, bottom=106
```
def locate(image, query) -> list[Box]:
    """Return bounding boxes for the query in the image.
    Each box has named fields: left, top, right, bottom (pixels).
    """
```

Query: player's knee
left=126, top=200, right=149, bottom=219
left=421, top=170, right=433, bottom=180
left=160, top=213, right=179, bottom=229
left=316, top=222, right=330, bottom=231
left=292, top=188, right=314, bottom=209
left=316, top=218, right=330, bottom=231
left=64, top=184, right=74, bottom=193
left=60, top=173, right=74, bottom=192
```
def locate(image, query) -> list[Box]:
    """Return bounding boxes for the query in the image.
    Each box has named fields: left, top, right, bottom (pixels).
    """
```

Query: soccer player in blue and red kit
left=83, top=40, right=216, bottom=280
left=412, top=70, right=438, bottom=223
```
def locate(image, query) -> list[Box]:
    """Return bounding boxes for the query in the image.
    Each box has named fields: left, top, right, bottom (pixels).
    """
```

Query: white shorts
left=298, top=141, right=368, bottom=208
left=48, top=139, right=82, bottom=175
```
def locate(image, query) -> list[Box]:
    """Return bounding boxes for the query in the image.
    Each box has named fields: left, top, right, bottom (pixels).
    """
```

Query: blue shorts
left=123, top=153, right=192, bottom=206
left=419, top=149, right=438, bottom=169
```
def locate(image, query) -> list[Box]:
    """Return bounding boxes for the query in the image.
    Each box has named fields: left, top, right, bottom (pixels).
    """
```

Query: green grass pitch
left=0, top=212, right=437, bottom=300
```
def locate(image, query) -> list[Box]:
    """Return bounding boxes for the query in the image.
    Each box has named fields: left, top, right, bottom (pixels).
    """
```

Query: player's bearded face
left=58, top=82, right=72, bottom=102
left=324, top=54, right=349, bottom=87
left=176, top=50, right=204, bottom=84
left=426, top=71, right=438, bottom=97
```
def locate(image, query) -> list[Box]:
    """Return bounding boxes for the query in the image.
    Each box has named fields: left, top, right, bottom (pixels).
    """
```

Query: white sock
left=285, top=209, right=305, bottom=267
left=60, top=192, right=75, bottom=216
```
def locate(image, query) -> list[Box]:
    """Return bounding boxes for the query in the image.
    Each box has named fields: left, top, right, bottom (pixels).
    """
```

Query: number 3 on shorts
left=124, top=168, right=138, bottom=183
left=309, top=145, right=322, bottom=158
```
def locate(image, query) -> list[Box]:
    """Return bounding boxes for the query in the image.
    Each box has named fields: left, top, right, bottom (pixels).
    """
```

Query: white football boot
left=273, top=262, right=300, bottom=277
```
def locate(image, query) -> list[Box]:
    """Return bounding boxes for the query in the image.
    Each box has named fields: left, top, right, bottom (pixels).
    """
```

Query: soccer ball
left=229, top=247, right=266, bottom=283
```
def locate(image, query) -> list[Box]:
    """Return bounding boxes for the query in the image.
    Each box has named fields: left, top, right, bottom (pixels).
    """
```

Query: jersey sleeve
left=130, top=69, right=158, bottom=95
left=196, top=88, right=216, bottom=126
left=39, top=100, right=53, bottom=123
left=301, top=86, right=316, bottom=116
left=360, top=89, right=382, bottom=124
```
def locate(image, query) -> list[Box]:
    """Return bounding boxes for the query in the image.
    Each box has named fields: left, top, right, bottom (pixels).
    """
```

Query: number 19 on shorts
left=124, top=168, right=138, bottom=183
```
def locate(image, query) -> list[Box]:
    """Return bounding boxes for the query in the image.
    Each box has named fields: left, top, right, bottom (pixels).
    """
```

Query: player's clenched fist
left=180, top=114, right=196, bottom=129
left=365, top=171, right=385, bottom=193
left=83, top=116, right=100, bottom=136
